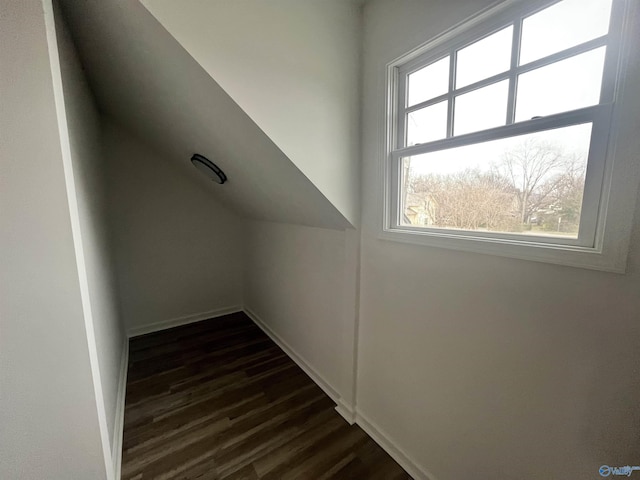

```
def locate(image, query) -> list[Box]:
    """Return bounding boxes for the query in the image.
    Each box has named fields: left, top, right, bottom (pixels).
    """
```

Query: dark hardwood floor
left=121, top=312, right=411, bottom=480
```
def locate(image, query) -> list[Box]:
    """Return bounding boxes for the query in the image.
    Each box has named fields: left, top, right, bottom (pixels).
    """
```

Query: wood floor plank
left=121, top=312, right=412, bottom=479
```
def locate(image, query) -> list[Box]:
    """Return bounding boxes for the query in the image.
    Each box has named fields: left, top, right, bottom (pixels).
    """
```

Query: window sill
left=379, top=227, right=628, bottom=273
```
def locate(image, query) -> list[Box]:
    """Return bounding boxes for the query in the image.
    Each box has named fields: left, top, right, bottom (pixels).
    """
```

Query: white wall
left=359, top=1, right=640, bottom=479
left=0, top=1, right=108, bottom=478
left=244, top=222, right=359, bottom=411
left=140, top=0, right=362, bottom=226
left=54, top=2, right=126, bottom=459
left=104, top=121, right=244, bottom=334
left=8, top=2, right=637, bottom=479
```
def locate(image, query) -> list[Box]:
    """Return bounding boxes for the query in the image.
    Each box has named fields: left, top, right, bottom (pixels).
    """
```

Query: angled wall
left=0, top=1, right=110, bottom=478
left=54, top=2, right=126, bottom=465
left=140, top=0, right=362, bottom=226
left=58, top=0, right=350, bottom=231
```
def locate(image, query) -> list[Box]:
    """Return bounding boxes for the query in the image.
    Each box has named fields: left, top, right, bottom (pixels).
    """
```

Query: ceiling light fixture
left=190, top=153, right=227, bottom=184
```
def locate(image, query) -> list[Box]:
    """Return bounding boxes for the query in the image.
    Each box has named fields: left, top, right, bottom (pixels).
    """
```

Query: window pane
left=515, top=47, right=606, bottom=122
left=520, top=0, right=613, bottom=65
left=456, top=26, right=513, bottom=88
left=406, top=101, right=448, bottom=146
left=401, top=123, right=592, bottom=238
left=454, top=80, right=508, bottom=136
left=407, top=57, right=450, bottom=107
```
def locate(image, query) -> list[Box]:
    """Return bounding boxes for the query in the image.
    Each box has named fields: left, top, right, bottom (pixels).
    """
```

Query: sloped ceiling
left=57, top=0, right=351, bottom=230
left=140, top=0, right=362, bottom=226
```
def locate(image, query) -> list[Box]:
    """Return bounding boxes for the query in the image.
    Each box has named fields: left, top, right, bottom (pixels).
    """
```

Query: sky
left=406, top=123, right=592, bottom=178
left=403, top=0, right=613, bottom=178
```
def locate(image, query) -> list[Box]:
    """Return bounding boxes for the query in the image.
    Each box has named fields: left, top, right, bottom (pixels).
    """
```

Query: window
left=383, top=0, right=634, bottom=272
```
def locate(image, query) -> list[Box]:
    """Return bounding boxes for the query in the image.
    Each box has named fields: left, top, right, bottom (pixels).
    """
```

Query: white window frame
left=381, top=0, right=636, bottom=273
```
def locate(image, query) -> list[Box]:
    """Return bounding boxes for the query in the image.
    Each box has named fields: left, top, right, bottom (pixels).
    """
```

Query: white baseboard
left=335, top=399, right=356, bottom=425
left=112, top=336, right=129, bottom=480
left=127, top=305, right=243, bottom=337
left=355, top=410, right=437, bottom=480
left=243, top=306, right=347, bottom=406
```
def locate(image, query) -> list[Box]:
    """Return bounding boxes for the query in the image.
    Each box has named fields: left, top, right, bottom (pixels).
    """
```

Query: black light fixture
left=191, top=153, right=227, bottom=184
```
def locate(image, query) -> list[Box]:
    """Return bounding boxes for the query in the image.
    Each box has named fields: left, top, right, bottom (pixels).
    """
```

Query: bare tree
left=497, top=139, right=574, bottom=225
left=404, top=140, right=586, bottom=234
left=536, top=152, right=586, bottom=232
left=406, top=169, right=517, bottom=231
